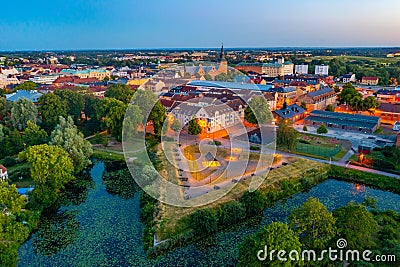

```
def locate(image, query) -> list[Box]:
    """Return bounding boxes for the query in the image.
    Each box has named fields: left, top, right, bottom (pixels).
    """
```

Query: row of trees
left=238, top=197, right=395, bottom=266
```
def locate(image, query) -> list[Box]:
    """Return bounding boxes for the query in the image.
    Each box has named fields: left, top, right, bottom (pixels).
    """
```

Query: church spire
left=220, top=43, right=225, bottom=61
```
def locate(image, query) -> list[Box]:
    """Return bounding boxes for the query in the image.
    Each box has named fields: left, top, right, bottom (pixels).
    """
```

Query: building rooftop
left=308, top=87, right=334, bottom=98
left=274, top=104, right=305, bottom=119
left=5, top=90, right=43, bottom=103
left=187, top=80, right=272, bottom=92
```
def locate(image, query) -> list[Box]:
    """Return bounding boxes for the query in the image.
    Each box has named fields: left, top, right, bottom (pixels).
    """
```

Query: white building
left=171, top=98, right=242, bottom=133
left=0, top=67, right=19, bottom=76
left=29, top=74, right=60, bottom=85
left=0, top=165, right=8, bottom=181
left=295, top=64, right=309, bottom=74
left=342, top=73, right=356, bottom=83
left=315, top=65, right=329, bottom=75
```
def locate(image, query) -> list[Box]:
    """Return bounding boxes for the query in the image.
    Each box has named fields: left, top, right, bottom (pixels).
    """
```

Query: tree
left=289, top=198, right=336, bottom=250
left=317, top=124, right=328, bottom=134
left=188, top=116, right=202, bottom=135
left=363, top=96, right=380, bottom=114
left=325, top=104, right=334, bottom=112
left=302, top=125, right=308, bottom=131
left=170, top=118, right=182, bottom=132
left=333, top=202, right=378, bottom=250
left=300, top=102, right=307, bottom=110
left=49, top=116, right=93, bottom=173
left=337, top=83, right=361, bottom=106
left=131, top=89, right=158, bottom=124
left=104, top=84, right=135, bottom=104
left=149, top=101, right=166, bottom=136
left=240, top=190, right=266, bottom=217
left=277, top=120, right=299, bottom=151
left=190, top=208, right=218, bottom=236
left=204, top=74, right=213, bottom=80
left=218, top=201, right=246, bottom=226
left=238, top=222, right=302, bottom=267
left=10, top=97, right=38, bottom=131
left=245, top=96, right=272, bottom=125
left=124, top=104, right=144, bottom=135
left=20, top=144, right=74, bottom=209
left=38, top=93, right=67, bottom=133
left=0, top=183, right=31, bottom=267
left=0, top=97, right=7, bottom=119
left=23, top=121, right=48, bottom=147
left=55, top=89, right=84, bottom=123
left=14, top=81, right=37, bottom=91
left=103, top=98, right=127, bottom=140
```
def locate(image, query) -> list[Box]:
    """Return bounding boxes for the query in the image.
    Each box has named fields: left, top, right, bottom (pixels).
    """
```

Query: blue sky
left=1, top=0, right=399, bottom=51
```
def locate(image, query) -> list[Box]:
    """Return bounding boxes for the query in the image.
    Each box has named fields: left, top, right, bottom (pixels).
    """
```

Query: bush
left=190, top=208, right=218, bottom=236
left=240, top=190, right=266, bottom=217
left=317, top=124, right=328, bottom=134
left=303, top=125, right=308, bottom=131
left=213, top=140, right=222, bottom=146
left=298, top=139, right=311, bottom=144
left=2, top=156, right=18, bottom=167
left=218, top=201, right=246, bottom=226
left=250, top=145, right=260, bottom=151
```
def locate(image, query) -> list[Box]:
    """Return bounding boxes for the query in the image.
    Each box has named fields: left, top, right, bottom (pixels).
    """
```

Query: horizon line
left=2, top=45, right=400, bottom=53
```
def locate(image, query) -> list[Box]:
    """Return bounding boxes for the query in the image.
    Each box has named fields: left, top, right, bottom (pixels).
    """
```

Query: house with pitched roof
left=296, top=87, right=336, bottom=111
left=0, top=165, right=8, bottom=181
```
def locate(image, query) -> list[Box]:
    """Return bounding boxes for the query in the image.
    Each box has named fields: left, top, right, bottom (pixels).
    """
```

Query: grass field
left=154, top=157, right=328, bottom=241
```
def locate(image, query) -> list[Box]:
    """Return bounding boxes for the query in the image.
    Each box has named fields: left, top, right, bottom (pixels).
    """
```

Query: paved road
left=276, top=150, right=400, bottom=179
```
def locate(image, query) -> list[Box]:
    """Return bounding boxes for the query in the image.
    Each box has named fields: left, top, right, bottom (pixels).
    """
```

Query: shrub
left=218, top=201, right=246, bottom=226
left=303, top=125, right=308, bottom=131
left=298, top=139, right=311, bottom=144
left=2, top=156, right=18, bottom=167
left=317, top=124, right=328, bottom=134
left=250, top=145, right=260, bottom=151
left=190, top=208, right=218, bottom=236
left=240, top=190, right=266, bottom=217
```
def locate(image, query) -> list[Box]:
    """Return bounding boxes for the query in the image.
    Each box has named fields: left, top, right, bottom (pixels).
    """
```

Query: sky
left=1, top=0, right=400, bottom=51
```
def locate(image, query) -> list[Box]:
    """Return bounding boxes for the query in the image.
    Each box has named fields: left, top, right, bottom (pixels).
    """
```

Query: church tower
left=218, top=43, right=228, bottom=74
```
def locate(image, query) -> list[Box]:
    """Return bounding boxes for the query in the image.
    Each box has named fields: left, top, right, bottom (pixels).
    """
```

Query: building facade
left=315, top=65, right=329, bottom=75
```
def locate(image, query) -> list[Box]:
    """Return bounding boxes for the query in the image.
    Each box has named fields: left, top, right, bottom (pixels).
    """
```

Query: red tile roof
left=0, top=164, right=7, bottom=173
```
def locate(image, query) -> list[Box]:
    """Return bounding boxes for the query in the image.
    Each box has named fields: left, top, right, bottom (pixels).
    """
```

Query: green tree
left=204, top=74, right=213, bottom=80
left=38, top=93, right=67, bottom=133
left=103, top=98, right=127, bottom=140
left=240, top=190, right=266, bottom=217
left=337, top=83, right=361, bottom=106
left=325, top=104, right=335, bottom=112
left=245, top=96, right=272, bottom=125
left=333, top=202, right=378, bottom=250
left=289, top=198, right=336, bottom=250
left=302, top=125, right=308, bottom=131
left=20, top=144, right=75, bottom=209
left=0, top=97, right=7, bottom=119
left=10, top=97, right=38, bottom=131
left=23, top=121, right=48, bottom=147
left=190, top=208, right=218, bottom=236
left=363, top=96, right=380, bottom=114
left=131, top=89, right=158, bottom=124
left=0, top=183, right=31, bottom=267
left=238, top=222, right=302, bottom=267
left=317, top=124, right=328, bottom=134
left=188, top=116, right=202, bottom=135
left=55, top=89, right=84, bottom=123
left=218, top=201, right=246, bottom=226
left=277, top=120, right=299, bottom=151
left=14, top=81, right=37, bottom=91
left=300, top=102, right=307, bottom=110
left=124, top=104, right=144, bottom=135
left=149, top=101, right=166, bottom=136
left=170, top=118, right=182, bottom=132
left=49, top=116, right=93, bottom=173
left=104, top=84, right=135, bottom=104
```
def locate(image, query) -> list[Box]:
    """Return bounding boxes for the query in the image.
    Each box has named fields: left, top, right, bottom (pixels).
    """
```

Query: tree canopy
left=289, top=198, right=336, bottom=250
left=188, top=116, right=202, bottom=135
left=10, top=97, right=38, bottom=131
left=104, top=84, right=135, bottom=104
left=55, top=89, right=84, bottom=123
left=245, top=96, right=272, bottom=125
left=238, top=222, right=302, bottom=267
left=38, top=93, right=67, bottom=133
left=277, top=120, right=298, bottom=151
left=49, top=116, right=93, bottom=173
